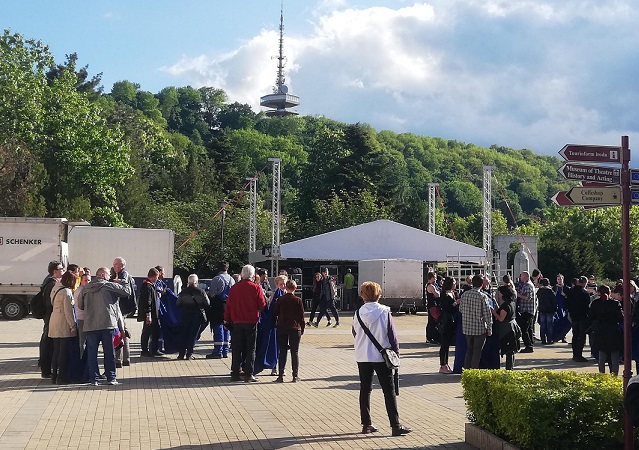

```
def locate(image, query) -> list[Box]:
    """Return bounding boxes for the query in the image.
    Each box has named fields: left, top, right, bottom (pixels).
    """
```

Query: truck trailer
left=358, top=259, right=423, bottom=314
left=0, top=217, right=174, bottom=320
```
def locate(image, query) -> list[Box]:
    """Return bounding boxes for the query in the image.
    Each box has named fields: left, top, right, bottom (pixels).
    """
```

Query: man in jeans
left=79, top=266, right=131, bottom=386
left=516, top=271, right=537, bottom=353
left=224, top=264, right=266, bottom=382
left=566, top=276, right=591, bottom=362
left=459, top=275, right=493, bottom=369
left=536, top=278, right=557, bottom=345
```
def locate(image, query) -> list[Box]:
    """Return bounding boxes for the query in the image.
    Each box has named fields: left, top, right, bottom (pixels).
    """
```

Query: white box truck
left=67, top=226, right=174, bottom=279
left=0, top=217, right=174, bottom=320
left=358, top=259, right=423, bottom=314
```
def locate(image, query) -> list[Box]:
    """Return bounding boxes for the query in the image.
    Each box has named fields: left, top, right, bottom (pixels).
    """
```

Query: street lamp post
left=220, top=201, right=227, bottom=257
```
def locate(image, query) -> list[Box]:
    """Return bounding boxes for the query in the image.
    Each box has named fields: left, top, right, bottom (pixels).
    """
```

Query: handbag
left=356, top=308, right=400, bottom=369
left=192, top=294, right=208, bottom=323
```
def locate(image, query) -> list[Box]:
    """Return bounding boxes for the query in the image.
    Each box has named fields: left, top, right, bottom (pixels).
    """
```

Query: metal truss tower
left=483, top=166, right=495, bottom=274
left=268, top=158, right=282, bottom=275
left=428, top=183, right=438, bottom=234
left=246, top=177, right=257, bottom=254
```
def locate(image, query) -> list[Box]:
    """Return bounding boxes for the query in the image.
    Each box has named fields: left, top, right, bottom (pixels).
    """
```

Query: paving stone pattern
left=0, top=314, right=600, bottom=449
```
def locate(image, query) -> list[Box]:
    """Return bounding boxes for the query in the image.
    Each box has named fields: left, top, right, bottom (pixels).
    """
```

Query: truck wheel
left=2, top=299, right=26, bottom=320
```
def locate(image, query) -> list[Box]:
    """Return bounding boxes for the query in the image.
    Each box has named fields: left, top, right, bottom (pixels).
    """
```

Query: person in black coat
left=565, top=276, right=591, bottom=362
left=438, top=277, right=458, bottom=374
left=176, top=274, right=210, bottom=360
left=536, top=278, right=557, bottom=345
left=590, top=285, right=623, bottom=376
left=493, top=275, right=520, bottom=370
left=138, top=268, right=161, bottom=357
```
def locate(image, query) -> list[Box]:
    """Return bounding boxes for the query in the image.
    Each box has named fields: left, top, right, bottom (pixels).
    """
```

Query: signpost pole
left=621, top=135, right=632, bottom=450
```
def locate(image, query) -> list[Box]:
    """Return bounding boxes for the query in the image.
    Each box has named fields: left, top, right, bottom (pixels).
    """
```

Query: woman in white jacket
left=352, top=281, right=412, bottom=437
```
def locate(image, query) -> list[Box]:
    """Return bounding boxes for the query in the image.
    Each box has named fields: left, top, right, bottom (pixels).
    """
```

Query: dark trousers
left=517, top=312, right=535, bottom=348
left=358, top=362, right=400, bottom=427
left=571, top=319, right=589, bottom=358
left=426, top=313, right=440, bottom=343
left=317, top=301, right=339, bottom=324
left=277, top=329, right=301, bottom=377
left=140, top=319, right=160, bottom=353
left=464, top=334, right=487, bottom=369
left=505, top=353, right=515, bottom=370
left=52, top=337, right=72, bottom=383
left=179, top=310, right=202, bottom=357
left=343, top=289, right=356, bottom=310
left=439, top=332, right=454, bottom=366
left=308, top=295, right=326, bottom=323
left=39, top=322, right=53, bottom=377
left=231, top=323, right=257, bottom=376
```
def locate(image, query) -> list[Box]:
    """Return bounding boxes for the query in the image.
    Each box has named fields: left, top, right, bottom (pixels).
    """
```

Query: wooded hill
left=1, top=30, right=637, bottom=281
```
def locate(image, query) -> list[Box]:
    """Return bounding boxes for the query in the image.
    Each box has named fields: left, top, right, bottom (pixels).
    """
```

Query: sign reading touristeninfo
left=566, top=186, right=621, bottom=206
left=559, top=144, right=622, bottom=164
left=559, top=163, right=621, bottom=185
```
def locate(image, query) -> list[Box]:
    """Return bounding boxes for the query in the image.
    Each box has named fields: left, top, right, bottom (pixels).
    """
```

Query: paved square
left=0, top=314, right=601, bottom=449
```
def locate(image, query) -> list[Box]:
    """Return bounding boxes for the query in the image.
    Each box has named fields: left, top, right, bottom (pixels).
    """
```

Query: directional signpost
left=559, top=162, right=620, bottom=184
left=558, top=144, right=621, bottom=163
left=565, top=186, right=621, bottom=205
left=555, top=138, right=633, bottom=449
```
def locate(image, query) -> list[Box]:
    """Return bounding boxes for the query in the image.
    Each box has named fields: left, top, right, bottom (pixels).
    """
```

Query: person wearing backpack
left=207, top=261, right=235, bottom=359
left=38, top=261, right=65, bottom=379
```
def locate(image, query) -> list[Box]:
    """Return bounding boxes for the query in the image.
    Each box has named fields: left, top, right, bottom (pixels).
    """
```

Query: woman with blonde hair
left=49, top=271, right=78, bottom=384
left=353, top=281, right=411, bottom=437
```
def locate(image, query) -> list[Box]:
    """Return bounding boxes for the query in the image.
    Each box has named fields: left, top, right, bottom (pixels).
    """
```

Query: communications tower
left=260, top=2, right=300, bottom=116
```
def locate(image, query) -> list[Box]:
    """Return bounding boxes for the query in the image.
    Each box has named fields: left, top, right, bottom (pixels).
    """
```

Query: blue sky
left=3, top=0, right=639, bottom=162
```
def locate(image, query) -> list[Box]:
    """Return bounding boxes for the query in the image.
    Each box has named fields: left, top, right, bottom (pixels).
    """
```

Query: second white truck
left=358, top=259, right=424, bottom=314
left=0, top=217, right=174, bottom=320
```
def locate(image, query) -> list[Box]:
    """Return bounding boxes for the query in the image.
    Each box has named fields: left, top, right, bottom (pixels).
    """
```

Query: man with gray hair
left=79, top=266, right=131, bottom=386
left=176, top=274, right=210, bottom=360
left=112, top=257, right=137, bottom=367
left=224, top=264, right=266, bottom=382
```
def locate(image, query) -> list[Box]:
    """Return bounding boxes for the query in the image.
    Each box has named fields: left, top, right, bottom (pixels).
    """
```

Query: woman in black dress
left=438, top=277, right=458, bottom=374
left=492, top=275, right=520, bottom=370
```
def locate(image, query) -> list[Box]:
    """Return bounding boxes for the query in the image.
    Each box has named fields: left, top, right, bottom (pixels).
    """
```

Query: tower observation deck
left=260, top=3, right=300, bottom=117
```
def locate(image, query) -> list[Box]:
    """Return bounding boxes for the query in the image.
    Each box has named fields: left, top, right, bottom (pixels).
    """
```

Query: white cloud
left=162, top=1, right=639, bottom=158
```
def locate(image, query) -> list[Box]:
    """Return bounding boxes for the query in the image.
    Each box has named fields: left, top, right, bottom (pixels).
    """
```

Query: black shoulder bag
left=356, top=308, right=400, bottom=369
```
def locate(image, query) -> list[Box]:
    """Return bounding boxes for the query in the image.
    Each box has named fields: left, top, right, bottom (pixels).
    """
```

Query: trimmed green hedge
left=461, top=369, right=623, bottom=450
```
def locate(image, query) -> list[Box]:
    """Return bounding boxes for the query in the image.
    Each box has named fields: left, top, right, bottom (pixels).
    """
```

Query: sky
left=3, top=0, right=639, bottom=162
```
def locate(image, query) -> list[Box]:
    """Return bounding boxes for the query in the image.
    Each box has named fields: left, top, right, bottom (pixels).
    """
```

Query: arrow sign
left=559, top=163, right=620, bottom=184
left=566, top=186, right=621, bottom=205
left=551, top=191, right=573, bottom=207
left=559, top=144, right=621, bottom=164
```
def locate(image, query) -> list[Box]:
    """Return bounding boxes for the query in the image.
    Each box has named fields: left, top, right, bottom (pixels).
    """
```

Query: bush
left=461, top=369, right=623, bottom=450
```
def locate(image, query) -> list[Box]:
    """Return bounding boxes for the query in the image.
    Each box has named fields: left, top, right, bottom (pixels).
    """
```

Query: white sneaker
left=107, top=380, right=120, bottom=386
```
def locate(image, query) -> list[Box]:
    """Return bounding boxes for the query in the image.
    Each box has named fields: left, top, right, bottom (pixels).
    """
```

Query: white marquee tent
left=253, top=219, right=485, bottom=263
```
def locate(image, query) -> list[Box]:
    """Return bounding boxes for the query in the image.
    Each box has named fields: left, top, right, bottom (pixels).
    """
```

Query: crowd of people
left=425, top=268, right=638, bottom=376
left=34, top=258, right=413, bottom=436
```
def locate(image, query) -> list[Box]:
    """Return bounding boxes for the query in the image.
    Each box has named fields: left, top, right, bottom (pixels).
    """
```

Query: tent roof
left=277, top=220, right=485, bottom=262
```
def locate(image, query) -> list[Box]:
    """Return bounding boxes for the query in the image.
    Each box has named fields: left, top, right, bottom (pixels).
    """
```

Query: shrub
left=461, top=369, right=623, bottom=450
